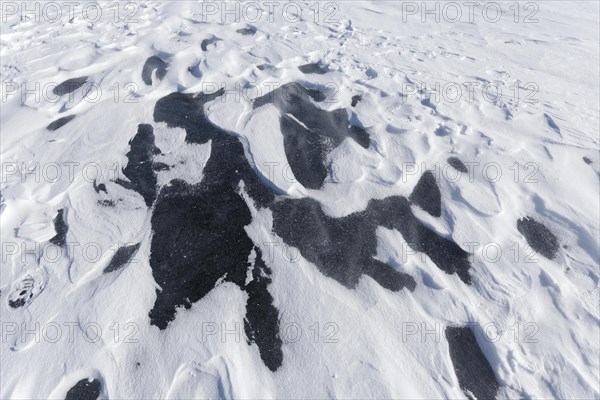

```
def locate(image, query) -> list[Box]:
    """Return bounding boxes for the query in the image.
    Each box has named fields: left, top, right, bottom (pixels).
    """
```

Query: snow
left=1, top=1, right=599, bottom=399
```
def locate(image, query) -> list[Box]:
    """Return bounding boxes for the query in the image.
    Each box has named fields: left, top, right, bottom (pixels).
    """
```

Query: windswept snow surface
left=1, top=1, right=599, bottom=399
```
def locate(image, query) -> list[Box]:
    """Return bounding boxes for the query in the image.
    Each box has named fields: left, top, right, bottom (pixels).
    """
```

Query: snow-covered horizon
left=1, top=1, right=599, bottom=399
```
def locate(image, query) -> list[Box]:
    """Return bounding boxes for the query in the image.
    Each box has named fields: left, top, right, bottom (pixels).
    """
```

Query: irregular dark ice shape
left=47, top=115, right=75, bottom=131
left=271, top=197, right=417, bottom=291
left=201, top=37, right=219, bottom=51
left=445, top=326, right=500, bottom=400
left=447, top=157, right=468, bottom=173
left=118, top=124, right=161, bottom=207
left=65, top=378, right=101, bottom=400
left=409, top=171, right=442, bottom=217
left=373, top=197, right=471, bottom=284
left=253, top=82, right=369, bottom=189
left=351, top=95, right=362, bottom=107
left=50, top=209, right=67, bottom=247
left=93, top=179, right=107, bottom=194
left=53, top=77, right=88, bottom=96
left=104, top=243, right=141, bottom=273
left=142, top=56, right=168, bottom=86
left=8, top=276, right=34, bottom=309
left=154, top=90, right=225, bottom=144
left=147, top=89, right=283, bottom=371
left=517, top=217, right=559, bottom=259
left=583, top=156, right=593, bottom=165
left=244, top=247, right=283, bottom=371
left=149, top=88, right=275, bottom=330
left=279, top=114, right=328, bottom=189
left=154, top=90, right=274, bottom=206
left=272, top=195, right=473, bottom=286
left=236, top=26, right=257, bottom=35
left=298, top=63, right=327, bottom=74
left=435, top=126, right=451, bottom=137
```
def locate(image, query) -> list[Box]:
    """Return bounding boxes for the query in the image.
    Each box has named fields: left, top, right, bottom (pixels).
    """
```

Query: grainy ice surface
left=1, top=1, right=599, bottom=399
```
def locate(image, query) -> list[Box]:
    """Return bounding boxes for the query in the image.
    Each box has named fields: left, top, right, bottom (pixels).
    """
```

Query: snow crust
left=1, top=1, right=599, bottom=399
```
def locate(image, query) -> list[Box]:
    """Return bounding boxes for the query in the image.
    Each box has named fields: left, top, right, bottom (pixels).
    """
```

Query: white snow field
left=1, top=1, right=599, bottom=399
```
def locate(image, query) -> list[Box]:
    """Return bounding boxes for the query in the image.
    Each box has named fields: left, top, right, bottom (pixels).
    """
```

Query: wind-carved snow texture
left=103, top=243, right=141, bottom=274
left=445, top=326, right=500, bottom=400
left=47, top=115, right=75, bottom=131
left=52, top=77, right=88, bottom=97
left=142, top=56, right=168, bottom=86
left=116, top=124, right=161, bottom=207
left=517, top=217, right=559, bottom=259
left=409, top=170, right=442, bottom=217
left=253, top=82, right=369, bottom=189
left=64, top=378, right=102, bottom=400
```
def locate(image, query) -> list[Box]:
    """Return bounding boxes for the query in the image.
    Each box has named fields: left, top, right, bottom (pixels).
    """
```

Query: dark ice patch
left=117, top=124, right=160, bottom=207
left=201, top=37, right=219, bottom=51
left=435, top=126, right=451, bottom=137
left=93, top=179, right=107, bottom=194
left=236, top=26, right=257, bottom=35
left=351, top=95, right=362, bottom=107
left=280, top=115, right=328, bottom=189
left=142, top=56, right=168, bottom=86
left=271, top=197, right=417, bottom=291
left=50, top=209, right=67, bottom=247
left=154, top=90, right=225, bottom=145
left=445, top=326, right=499, bottom=400
left=447, top=157, right=468, bottom=173
left=244, top=247, right=283, bottom=372
left=298, top=63, right=327, bottom=74
left=53, top=77, right=88, bottom=96
left=517, top=217, right=559, bottom=259
left=65, top=378, right=101, bottom=400
left=152, top=162, right=171, bottom=172
left=409, top=171, right=442, bottom=217
left=149, top=88, right=276, bottom=330
left=147, top=134, right=274, bottom=328
left=148, top=178, right=254, bottom=328
left=47, top=115, right=75, bottom=131
left=376, top=198, right=471, bottom=283
left=583, top=156, right=593, bottom=165
left=104, top=243, right=141, bottom=273
left=253, top=82, right=369, bottom=189
left=272, top=195, right=472, bottom=286
left=98, top=199, right=116, bottom=207
left=544, top=113, right=561, bottom=134
left=147, top=89, right=284, bottom=371
left=8, top=297, right=26, bottom=308
left=256, top=64, right=274, bottom=71
left=154, top=90, right=274, bottom=206
left=7, top=271, right=43, bottom=309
